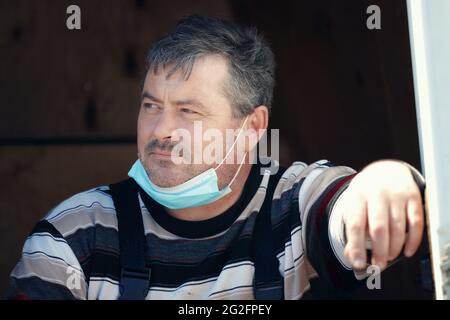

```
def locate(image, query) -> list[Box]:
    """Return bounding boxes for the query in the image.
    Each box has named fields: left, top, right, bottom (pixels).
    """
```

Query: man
left=8, top=15, right=426, bottom=300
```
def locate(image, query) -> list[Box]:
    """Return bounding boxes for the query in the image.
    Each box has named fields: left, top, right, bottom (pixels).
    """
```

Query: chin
left=146, top=163, right=186, bottom=187
left=150, top=175, right=186, bottom=188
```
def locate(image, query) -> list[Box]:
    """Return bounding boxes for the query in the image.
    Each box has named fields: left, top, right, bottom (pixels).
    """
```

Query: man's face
left=137, top=55, right=246, bottom=188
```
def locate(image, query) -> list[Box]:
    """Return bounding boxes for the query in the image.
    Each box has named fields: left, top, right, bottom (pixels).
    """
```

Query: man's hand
left=335, top=160, right=425, bottom=270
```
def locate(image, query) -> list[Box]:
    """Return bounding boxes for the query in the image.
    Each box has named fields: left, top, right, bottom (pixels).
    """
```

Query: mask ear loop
left=215, top=116, right=249, bottom=171
left=215, top=116, right=250, bottom=190
left=227, top=151, right=248, bottom=188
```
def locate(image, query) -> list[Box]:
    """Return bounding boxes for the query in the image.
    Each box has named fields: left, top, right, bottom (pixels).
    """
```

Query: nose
left=152, top=109, right=179, bottom=142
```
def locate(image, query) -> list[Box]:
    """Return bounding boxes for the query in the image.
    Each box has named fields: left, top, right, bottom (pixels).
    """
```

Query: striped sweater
left=8, top=159, right=367, bottom=300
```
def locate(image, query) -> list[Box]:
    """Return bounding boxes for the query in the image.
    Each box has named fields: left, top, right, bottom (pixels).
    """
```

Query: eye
left=143, top=102, right=159, bottom=110
left=181, top=108, right=198, bottom=115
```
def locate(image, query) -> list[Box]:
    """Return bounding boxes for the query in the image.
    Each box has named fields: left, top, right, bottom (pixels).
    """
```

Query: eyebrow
left=141, top=91, right=209, bottom=112
left=141, top=91, right=162, bottom=104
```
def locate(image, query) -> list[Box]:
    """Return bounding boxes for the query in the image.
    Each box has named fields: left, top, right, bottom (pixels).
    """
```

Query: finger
left=404, top=196, right=424, bottom=257
left=388, top=200, right=406, bottom=261
left=367, top=193, right=390, bottom=269
left=343, top=194, right=368, bottom=270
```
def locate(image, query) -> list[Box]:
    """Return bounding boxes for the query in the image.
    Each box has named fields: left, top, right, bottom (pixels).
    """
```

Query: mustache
left=145, top=139, right=182, bottom=155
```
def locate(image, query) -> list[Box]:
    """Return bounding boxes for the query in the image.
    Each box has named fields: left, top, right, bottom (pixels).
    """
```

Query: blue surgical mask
left=128, top=117, right=249, bottom=209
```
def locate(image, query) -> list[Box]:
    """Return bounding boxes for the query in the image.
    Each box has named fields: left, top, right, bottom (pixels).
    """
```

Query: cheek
left=137, top=113, right=154, bottom=153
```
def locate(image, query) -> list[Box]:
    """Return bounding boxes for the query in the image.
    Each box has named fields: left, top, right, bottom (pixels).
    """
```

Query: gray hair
left=146, top=15, right=275, bottom=118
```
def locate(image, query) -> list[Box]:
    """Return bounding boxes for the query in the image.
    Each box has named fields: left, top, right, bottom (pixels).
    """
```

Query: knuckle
left=346, top=244, right=360, bottom=252
left=406, top=188, right=420, bottom=201
left=409, top=216, right=424, bottom=229
left=385, top=184, right=417, bottom=200
left=390, top=223, right=403, bottom=235
left=347, top=221, right=363, bottom=234
left=410, top=200, right=423, bottom=213
left=373, top=190, right=388, bottom=202
left=390, top=216, right=405, bottom=231
left=392, top=188, right=411, bottom=200
left=371, top=224, right=388, bottom=238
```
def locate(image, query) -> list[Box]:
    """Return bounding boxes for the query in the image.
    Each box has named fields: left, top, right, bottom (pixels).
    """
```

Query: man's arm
left=7, top=219, right=87, bottom=300
left=288, top=159, right=426, bottom=293
left=335, top=160, right=425, bottom=271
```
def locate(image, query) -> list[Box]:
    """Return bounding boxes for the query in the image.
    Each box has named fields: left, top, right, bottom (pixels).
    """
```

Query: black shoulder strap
left=253, top=166, right=287, bottom=300
left=109, top=178, right=150, bottom=300
left=110, top=167, right=286, bottom=300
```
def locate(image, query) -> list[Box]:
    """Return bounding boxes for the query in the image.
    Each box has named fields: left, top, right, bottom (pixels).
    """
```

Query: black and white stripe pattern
left=8, top=160, right=361, bottom=300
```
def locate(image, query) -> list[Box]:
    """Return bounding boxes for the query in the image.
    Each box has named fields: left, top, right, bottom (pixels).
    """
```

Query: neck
left=166, top=162, right=253, bottom=221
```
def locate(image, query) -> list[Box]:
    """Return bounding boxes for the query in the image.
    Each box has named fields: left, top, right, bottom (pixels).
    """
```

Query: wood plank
left=0, top=0, right=232, bottom=139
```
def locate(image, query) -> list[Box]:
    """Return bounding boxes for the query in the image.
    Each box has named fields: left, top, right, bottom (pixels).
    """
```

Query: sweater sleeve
left=7, top=219, right=87, bottom=300
left=277, top=160, right=426, bottom=299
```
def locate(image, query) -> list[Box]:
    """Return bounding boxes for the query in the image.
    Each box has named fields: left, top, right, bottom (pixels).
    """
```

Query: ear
left=248, top=105, right=269, bottom=142
left=242, top=105, right=269, bottom=158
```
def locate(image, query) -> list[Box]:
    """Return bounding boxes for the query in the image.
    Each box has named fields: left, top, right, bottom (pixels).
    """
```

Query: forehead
left=143, top=55, right=231, bottom=107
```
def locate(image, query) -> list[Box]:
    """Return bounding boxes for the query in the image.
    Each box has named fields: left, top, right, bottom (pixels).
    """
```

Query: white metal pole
left=407, top=0, right=450, bottom=300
